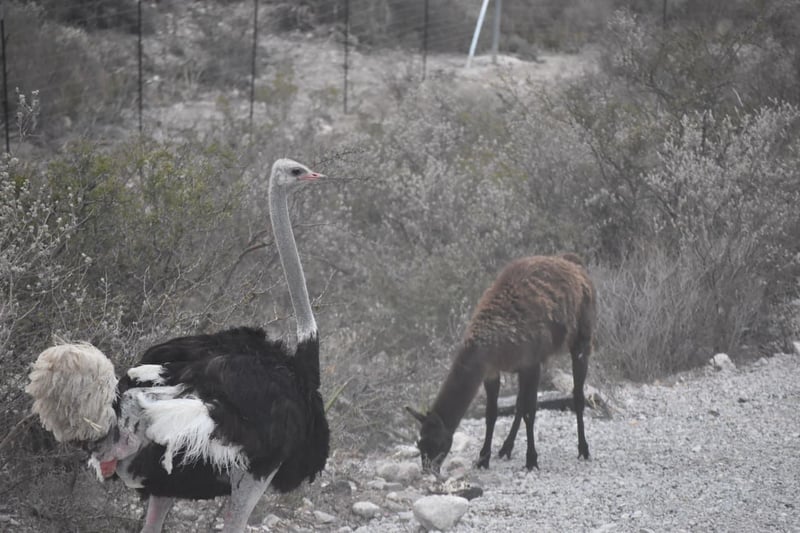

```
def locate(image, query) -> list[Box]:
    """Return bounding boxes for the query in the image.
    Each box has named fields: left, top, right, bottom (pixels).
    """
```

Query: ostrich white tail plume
left=26, top=343, right=118, bottom=442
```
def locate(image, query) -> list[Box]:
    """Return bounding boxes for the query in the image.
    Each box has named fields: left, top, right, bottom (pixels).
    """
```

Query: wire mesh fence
left=0, top=0, right=503, bottom=150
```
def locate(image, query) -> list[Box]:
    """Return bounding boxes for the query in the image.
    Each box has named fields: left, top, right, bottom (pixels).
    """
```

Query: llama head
left=26, top=343, right=118, bottom=443
left=406, top=406, right=452, bottom=474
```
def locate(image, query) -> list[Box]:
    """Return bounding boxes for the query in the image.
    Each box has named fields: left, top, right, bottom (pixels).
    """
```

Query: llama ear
left=405, top=406, right=427, bottom=424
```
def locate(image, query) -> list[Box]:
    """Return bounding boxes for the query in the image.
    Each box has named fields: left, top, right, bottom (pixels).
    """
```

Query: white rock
left=395, top=461, right=422, bottom=482
left=793, top=341, right=800, bottom=356
left=352, top=501, right=381, bottom=519
left=262, top=514, right=282, bottom=529
left=393, top=444, right=420, bottom=458
left=366, top=478, right=387, bottom=490
left=377, top=460, right=420, bottom=483
left=376, top=461, right=400, bottom=480
left=398, top=511, right=415, bottom=521
left=314, top=511, right=336, bottom=524
left=450, top=432, right=472, bottom=453
left=413, top=495, right=469, bottom=531
left=710, top=353, right=736, bottom=371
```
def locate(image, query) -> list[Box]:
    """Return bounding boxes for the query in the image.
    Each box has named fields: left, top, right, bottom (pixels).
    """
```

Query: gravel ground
left=9, top=353, right=796, bottom=533
left=323, top=351, right=800, bottom=533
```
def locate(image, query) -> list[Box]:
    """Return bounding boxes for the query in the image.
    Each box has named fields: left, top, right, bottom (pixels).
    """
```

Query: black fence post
left=422, top=0, right=429, bottom=81
left=1, top=17, right=9, bottom=154
left=137, top=0, right=143, bottom=135
left=662, top=0, right=668, bottom=29
left=249, top=0, right=259, bottom=131
left=343, top=0, right=349, bottom=114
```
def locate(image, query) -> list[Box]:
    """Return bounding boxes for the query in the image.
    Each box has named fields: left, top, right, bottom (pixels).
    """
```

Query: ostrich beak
left=100, top=458, right=118, bottom=478
left=299, top=171, right=326, bottom=181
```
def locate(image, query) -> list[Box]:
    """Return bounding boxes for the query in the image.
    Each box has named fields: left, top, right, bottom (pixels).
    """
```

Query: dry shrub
left=594, top=241, right=766, bottom=382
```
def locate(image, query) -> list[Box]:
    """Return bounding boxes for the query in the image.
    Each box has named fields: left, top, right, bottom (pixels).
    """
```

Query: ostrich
left=26, top=158, right=330, bottom=533
left=407, top=254, right=596, bottom=473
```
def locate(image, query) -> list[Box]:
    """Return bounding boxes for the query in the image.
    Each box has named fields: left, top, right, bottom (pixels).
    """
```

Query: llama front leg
left=221, top=467, right=274, bottom=533
left=140, top=496, right=174, bottom=533
left=477, top=376, right=500, bottom=469
left=519, top=364, right=541, bottom=470
left=571, top=340, right=591, bottom=460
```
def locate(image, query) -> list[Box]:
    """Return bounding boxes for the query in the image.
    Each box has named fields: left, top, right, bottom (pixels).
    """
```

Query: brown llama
left=407, top=253, right=596, bottom=473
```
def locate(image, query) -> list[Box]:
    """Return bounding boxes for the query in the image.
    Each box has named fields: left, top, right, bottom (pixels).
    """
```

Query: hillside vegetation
left=1, top=1, right=799, bottom=530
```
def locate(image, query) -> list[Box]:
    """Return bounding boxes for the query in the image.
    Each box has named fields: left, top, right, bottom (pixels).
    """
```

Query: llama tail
left=560, top=252, right=585, bottom=266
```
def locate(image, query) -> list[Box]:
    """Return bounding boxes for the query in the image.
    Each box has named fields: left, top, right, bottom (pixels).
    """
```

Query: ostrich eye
left=290, top=167, right=303, bottom=177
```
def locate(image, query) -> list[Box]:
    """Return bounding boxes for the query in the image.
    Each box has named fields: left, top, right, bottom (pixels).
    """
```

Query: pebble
left=314, top=510, right=337, bottom=524
left=376, top=460, right=421, bottom=482
left=710, top=353, right=736, bottom=372
left=262, top=514, right=281, bottom=529
left=393, top=444, right=420, bottom=458
left=352, top=501, right=381, bottom=519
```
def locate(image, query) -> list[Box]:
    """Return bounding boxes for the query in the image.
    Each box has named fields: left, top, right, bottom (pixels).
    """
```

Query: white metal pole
left=491, top=0, right=502, bottom=64
left=466, top=0, right=492, bottom=68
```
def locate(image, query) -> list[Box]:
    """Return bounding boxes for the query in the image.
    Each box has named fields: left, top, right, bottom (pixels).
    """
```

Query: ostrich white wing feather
left=135, top=390, right=249, bottom=473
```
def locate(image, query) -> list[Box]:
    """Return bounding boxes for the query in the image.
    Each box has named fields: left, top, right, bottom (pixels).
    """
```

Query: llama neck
left=268, top=184, right=317, bottom=342
left=430, top=343, right=486, bottom=433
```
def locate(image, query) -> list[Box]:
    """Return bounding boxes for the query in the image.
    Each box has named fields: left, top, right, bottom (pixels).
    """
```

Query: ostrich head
left=406, top=407, right=452, bottom=475
left=269, top=158, right=326, bottom=189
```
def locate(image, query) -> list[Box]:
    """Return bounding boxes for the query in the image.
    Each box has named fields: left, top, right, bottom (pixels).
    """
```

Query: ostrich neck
left=268, top=184, right=317, bottom=342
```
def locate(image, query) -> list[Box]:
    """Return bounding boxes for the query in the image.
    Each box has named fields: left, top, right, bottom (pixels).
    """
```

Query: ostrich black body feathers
left=114, top=327, right=329, bottom=499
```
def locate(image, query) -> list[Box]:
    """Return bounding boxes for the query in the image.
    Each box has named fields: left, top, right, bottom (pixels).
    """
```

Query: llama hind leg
left=570, top=339, right=591, bottom=460
left=518, top=364, right=541, bottom=470
left=498, top=379, right=524, bottom=459
left=477, top=376, right=500, bottom=469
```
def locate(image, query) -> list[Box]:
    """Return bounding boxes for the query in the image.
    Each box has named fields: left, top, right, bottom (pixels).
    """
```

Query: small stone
left=395, top=461, right=421, bottom=482
left=710, top=353, right=736, bottom=371
left=377, top=460, right=421, bottom=483
left=262, top=514, right=282, bottom=529
left=323, top=479, right=354, bottom=496
left=174, top=507, right=198, bottom=520
left=314, top=511, right=336, bottom=524
left=413, top=495, right=469, bottom=531
left=398, top=511, right=415, bottom=521
left=366, top=478, right=387, bottom=490
left=352, top=501, right=381, bottom=519
left=384, top=500, right=407, bottom=512
left=454, top=485, right=484, bottom=500
left=376, top=462, right=400, bottom=480
left=393, top=444, right=420, bottom=459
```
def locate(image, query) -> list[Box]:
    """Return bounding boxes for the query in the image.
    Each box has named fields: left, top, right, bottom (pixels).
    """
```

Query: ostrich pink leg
left=221, top=467, right=278, bottom=533
left=140, top=496, right=174, bottom=533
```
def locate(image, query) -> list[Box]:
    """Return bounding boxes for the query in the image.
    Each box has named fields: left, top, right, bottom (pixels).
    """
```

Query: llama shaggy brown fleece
left=409, top=254, right=596, bottom=472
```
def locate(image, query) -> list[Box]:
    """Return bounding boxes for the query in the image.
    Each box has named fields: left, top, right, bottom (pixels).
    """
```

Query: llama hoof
left=476, top=453, right=491, bottom=469
left=525, top=453, right=538, bottom=470
left=578, top=443, right=590, bottom=460
left=498, top=444, right=514, bottom=459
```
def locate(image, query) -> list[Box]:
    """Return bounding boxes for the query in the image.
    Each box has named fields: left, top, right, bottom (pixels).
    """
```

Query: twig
left=0, top=412, right=36, bottom=455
